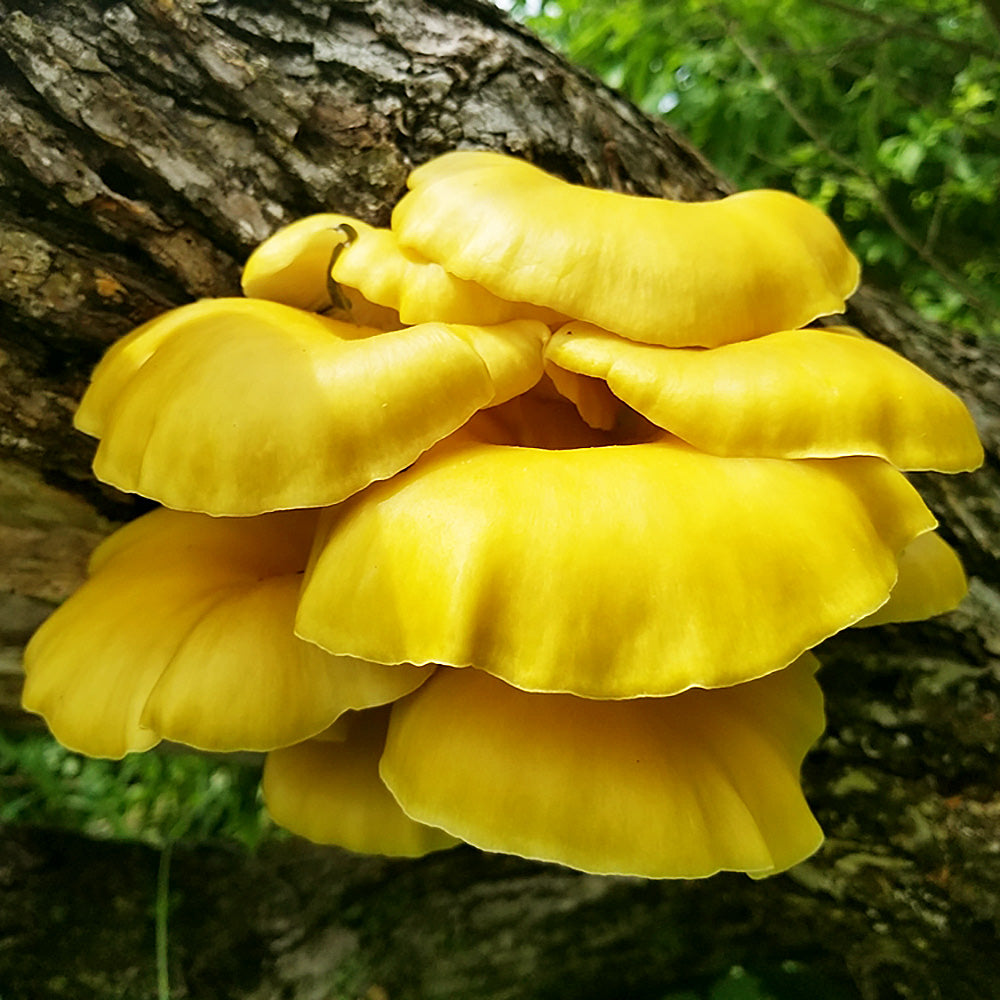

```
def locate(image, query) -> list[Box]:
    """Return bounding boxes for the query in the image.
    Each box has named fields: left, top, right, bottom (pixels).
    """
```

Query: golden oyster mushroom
left=22, top=509, right=433, bottom=758
left=22, top=143, right=983, bottom=887
left=857, top=531, right=968, bottom=627
left=329, top=218, right=563, bottom=327
left=297, top=429, right=935, bottom=700
left=263, top=707, right=459, bottom=858
left=243, top=212, right=561, bottom=327
left=392, top=150, right=860, bottom=347
left=379, top=658, right=825, bottom=878
left=74, top=297, right=547, bottom=515
left=545, top=323, right=983, bottom=472
left=241, top=213, right=401, bottom=328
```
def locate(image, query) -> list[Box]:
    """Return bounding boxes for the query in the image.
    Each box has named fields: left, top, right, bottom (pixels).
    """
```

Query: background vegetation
left=0, top=731, right=270, bottom=849
left=500, top=0, right=1000, bottom=337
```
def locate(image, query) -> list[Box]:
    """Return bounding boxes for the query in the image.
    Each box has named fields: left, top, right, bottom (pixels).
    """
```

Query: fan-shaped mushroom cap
left=74, top=300, right=224, bottom=440
left=263, top=708, right=459, bottom=858
left=330, top=218, right=563, bottom=327
left=297, top=433, right=935, bottom=699
left=241, top=213, right=401, bottom=328
left=392, top=151, right=860, bottom=347
left=243, top=212, right=561, bottom=327
left=22, top=509, right=432, bottom=758
left=857, top=531, right=968, bottom=627
left=380, top=657, right=824, bottom=878
left=75, top=297, right=547, bottom=514
left=545, top=324, right=983, bottom=472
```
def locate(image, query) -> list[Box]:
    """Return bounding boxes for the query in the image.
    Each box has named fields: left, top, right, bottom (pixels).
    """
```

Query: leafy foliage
left=0, top=731, right=275, bottom=849
left=500, top=0, right=1000, bottom=336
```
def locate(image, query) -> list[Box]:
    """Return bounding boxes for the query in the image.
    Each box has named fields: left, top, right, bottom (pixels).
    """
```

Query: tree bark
left=0, top=2, right=997, bottom=998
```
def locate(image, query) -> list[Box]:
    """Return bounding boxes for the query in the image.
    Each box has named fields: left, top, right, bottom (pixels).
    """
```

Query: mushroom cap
left=243, top=211, right=561, bottom=327
left=74, top=299, right=226, bottom=440
left=297, top=432, right=935, bottom=699
left=263, top=707, right=459, bottom=858
left=392, top=151, right=860, bottom=347
left=379, top=657, right=825, bottom=878
left=22, top=509, right=432, bottom=757
left=330, top=218, right=563, bottom=327
left=76, top=297, right=547, bottom=514
left=240, top=213, right=401, bottom=328
left=545, top=323, right=984, bottom=472
left=543, top=361, right=624, bottom=431
left=856, top=531, right=968, bottom=627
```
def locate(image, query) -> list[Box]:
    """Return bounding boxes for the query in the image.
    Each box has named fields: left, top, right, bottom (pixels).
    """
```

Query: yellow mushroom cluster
left=23, top=151, right=982, bottom=879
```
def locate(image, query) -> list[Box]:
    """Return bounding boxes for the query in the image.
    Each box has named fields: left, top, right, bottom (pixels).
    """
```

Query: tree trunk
left=0, top=2, right=997, bottom=998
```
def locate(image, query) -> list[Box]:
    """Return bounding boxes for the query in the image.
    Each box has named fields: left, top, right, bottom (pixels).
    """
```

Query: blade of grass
left=156, top=841, right=173, bottom=1000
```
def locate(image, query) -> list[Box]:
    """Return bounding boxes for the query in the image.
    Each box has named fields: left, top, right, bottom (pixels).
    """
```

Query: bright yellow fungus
left=23, top=147, right=982, bottom=879
left=857, top=532, right=968, bottom=627
left=545, top=323, right=984, bottom=471
left=243, top=212, right=561, bottom=328
left=329, top=218, right=562, bottom=328
left=297, top=430, right=935, bottom=699
left=75, top=297, right=547, bottom=515
left=543, top=361, right=624, bottom=431
left=263, top=708, right=459, bottom=858
left=241, top=212, right=401, bottom=328
left=22, top=509, right=432, bottom=758
left=393, top=151, right=861, bottom=347
left=380, top=658, right=824, bottom=878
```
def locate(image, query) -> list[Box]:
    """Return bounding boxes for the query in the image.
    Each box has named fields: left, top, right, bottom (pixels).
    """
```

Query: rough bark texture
left=0, top=1, right=997, bottom=998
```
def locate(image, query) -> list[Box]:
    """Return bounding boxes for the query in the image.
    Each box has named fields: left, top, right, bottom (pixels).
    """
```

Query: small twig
left=156, top=841, right=173, bottom=1000
left=924, top=182, right=948, bottom=257
left=813, top=0, right=999, bottom=61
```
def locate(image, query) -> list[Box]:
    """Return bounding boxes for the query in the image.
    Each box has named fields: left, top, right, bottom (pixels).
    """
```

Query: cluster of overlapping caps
left=24, top=151, right=983, bottom=879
